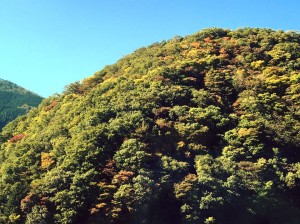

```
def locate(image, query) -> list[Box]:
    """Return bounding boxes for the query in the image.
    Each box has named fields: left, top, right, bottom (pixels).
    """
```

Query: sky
left=0, top=0, right=300, bottom=97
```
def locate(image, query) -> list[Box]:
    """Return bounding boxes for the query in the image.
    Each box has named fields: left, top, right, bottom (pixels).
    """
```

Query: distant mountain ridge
left=0, top=78, right=35, bottom=94
left=0, top=78, right=43, bottom=130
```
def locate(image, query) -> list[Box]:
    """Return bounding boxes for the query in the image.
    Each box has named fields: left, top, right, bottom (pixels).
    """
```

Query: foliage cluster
left=0, top=28, right=300, bottom=223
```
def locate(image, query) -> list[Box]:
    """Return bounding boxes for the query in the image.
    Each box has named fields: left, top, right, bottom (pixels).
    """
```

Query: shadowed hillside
left=0, top=79, right=43, bottom=131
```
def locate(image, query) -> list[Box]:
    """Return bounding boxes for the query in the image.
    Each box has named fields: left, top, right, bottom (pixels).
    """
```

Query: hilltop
left=0, top=28, right=300, bottom=224
left=0, top=79, right=43, bottom=130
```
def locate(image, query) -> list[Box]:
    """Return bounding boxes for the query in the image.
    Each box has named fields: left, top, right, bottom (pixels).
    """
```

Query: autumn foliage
left=0, top=28, right=300, bottom=224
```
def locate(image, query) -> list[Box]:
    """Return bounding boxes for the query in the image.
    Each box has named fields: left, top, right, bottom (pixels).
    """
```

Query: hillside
left=0, top=79, right=43, bottom=131
left=0, top=28, right=300, bottom=224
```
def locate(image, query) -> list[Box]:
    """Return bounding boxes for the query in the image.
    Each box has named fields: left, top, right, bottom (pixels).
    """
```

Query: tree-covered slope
left=0, top=28, right=300, bottom=224
left=0, top=79, right=43, bottom=131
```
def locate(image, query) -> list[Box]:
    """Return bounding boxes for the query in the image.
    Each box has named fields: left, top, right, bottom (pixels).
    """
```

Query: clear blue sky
left=0, top=0, right=299, bottom=97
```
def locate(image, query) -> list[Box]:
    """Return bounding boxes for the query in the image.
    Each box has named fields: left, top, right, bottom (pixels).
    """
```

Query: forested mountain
left=0, top=79, right=43, bottom=131
left=0, top=28, right=300, bottom=224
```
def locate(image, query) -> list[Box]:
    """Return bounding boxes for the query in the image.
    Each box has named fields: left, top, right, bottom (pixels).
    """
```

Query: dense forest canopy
left=0, top=28, right=300, bottom=224
left=0, top=79, right=43, bottom=131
